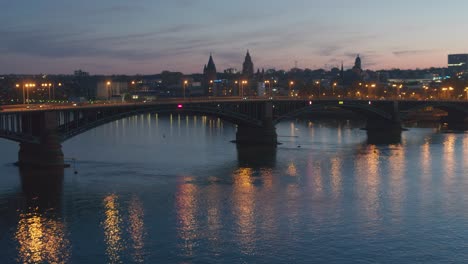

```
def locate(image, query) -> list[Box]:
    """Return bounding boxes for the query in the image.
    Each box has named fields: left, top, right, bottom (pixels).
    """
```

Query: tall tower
left=242, top=50, right=254, bottom=79
left=340, top=61, right=344, bottom=84
left=204, top=53, right=217, bottom=82
left=354, top=54, right=362, bottom=70
left=202, top=54, right=217, bottom=95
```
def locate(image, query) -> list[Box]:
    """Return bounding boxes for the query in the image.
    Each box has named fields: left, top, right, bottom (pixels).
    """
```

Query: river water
left=0, top=114, right=467, bottom=263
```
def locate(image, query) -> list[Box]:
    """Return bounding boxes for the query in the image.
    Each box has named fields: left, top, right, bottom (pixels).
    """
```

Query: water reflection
left=19, top=167, right=64, bottom=210
left=354, top=144, right=381, bottom=230
left=128, top=196, right=146, bottom=263
left=16, top=210, right=70, bottom=264
left=366, top=131, right=401, bottom=145
left=103, top=194, right=124, bottom=264
left=15, top=167, right=70, bottom=264
left=236, top=145, right=277, bottom=168
left=232, top=167, right=256, bottom=255
left=176, top=177, right=199, bottom=257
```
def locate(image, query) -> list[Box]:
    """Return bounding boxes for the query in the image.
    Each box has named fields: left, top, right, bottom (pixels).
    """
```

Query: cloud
left=392, top=49, right=436, bottom=56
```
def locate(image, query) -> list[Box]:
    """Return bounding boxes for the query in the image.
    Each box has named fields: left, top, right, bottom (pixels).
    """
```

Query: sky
left=0, top=0, right=467, bottom=75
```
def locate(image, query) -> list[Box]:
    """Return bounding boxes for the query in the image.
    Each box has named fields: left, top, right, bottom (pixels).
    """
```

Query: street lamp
left=333, top=82, right=337, bottom=97
left=241, top=80, right=247, bottom=97
left=289, top=81, right=294, bottom=97
left=16, top=84, right=25, bottom=104
left=448, top=87, right=454, bottom=100
left=106, top=81, right=111, bottom=101
left=315, top=81, right=321, bottom=99
left=264, top=80, right=271, bottom=97
left=43, top=83, right=53, bottom=101
left=183, top=80, right=188, bottom=100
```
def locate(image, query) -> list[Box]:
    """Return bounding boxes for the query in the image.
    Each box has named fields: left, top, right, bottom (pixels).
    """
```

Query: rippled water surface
left=1, top=114, right=468, bottom=263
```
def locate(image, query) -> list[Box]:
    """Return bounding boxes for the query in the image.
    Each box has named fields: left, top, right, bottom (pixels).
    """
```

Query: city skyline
left=1, top=0, right=467, bottom=74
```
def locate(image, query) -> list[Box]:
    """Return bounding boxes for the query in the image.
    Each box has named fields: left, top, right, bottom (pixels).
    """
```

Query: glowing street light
left=240, top=80, right=247, bottom=97
left=24, top=83, right=35, bottom=104
left=106, top=81, right=111, bottom=100
left=42, top=83, right=53, bottom=100
left=289, top=81, right=295, bottom=97
left=264, top=80, right=271, bottom=97
left=183, top=80, right=188, bottom=100
left=16, top=84, right=25, bottom=104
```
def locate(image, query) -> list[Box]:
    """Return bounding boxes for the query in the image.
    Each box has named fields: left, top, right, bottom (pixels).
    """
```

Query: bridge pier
left=235, top=122, right=278, bottom=145
left=18, top=133, right=65, bottom=168
left=365, top=119, right=402, bottom=144
left=17, top=111, right=65, bottom=168
left=365, top=101, right=403, bottom=144
left=442, top=112, right=468, bottom=131
left=235, top=101, right=278, bottom=145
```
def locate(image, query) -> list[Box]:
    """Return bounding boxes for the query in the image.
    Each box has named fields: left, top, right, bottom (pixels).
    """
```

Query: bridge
left=1, top=97, right=468, bottom=167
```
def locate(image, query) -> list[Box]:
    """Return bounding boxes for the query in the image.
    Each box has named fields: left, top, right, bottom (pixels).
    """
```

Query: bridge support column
left=235, top=101, right=278, bottom=145
left=17, top=112, right=65, bottom=168
left=442, top=112, right=468, bottom=131
left=235, top=122, right=278, bottom=145
left=365, top=101, right=403, bottom=144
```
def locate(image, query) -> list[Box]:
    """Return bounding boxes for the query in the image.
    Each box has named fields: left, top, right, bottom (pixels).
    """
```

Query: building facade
left=448, top=54, right=468, bottom=77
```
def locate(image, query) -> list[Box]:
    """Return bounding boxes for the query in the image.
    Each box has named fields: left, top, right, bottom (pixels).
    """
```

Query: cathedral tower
left=242, top=50, right=254, bottom=79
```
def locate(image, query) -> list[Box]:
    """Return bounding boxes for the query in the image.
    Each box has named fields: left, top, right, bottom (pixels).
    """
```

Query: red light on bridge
left=177, top=104, right=183, bottom=109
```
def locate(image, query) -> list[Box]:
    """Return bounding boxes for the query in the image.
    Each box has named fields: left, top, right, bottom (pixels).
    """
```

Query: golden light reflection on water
left=307, top=154, right=323, bottom=196
left=176, top=178, right=198, bottom=257
left=388, top=145, right=406, bottom=224
left=355, top=145, right=381, bottom=227
left=15, top=210, right=70, bottom=264
left=103, top=194, right=124, bottom=264
left=261, top=168, right=274, bottom=189
left=330, top=157, right=342, bottom=194
left=287, top=162, right=297, bottom=177
left=420, top=140, right=432, bottom=176
left=233, top=167, right=256, bottom=255
left=128, top=196, right=146, bottom=263
left=443, top=134, right=456, bottom=190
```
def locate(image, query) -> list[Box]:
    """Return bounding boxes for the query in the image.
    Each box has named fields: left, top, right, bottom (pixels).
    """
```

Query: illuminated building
left=448, top=54, right=468, bottom=77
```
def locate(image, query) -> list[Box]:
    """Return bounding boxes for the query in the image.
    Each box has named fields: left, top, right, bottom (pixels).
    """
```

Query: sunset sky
left=1, top=0, right=467, bottom=74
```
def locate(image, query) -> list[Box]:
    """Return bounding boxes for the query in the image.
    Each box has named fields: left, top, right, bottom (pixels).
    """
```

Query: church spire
left=242, top=50, right=254, bottom=78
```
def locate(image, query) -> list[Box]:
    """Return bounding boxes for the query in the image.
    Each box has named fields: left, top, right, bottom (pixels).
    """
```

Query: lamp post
left=235, top=81, right=239, bottom=97
left=315, top=81, right=321, bottom=99
left=106, top=81, right=111, bottom=101
left=16, top=84, right=25, bottom=104
left=289, top=81, right=294, bottom=97
left=48, top=83, right=52, bottom=101
left=333, top=82, right=337, bottom=97
left=25, top=83, right=35, bottom=104
left=56, top=83, right=62, bottom=100
left=183, top=80, right=188, bottom=100
left=241, top=80, right=247, bottom=97
left=264, top=80, right=271, bottom=97
left=448, top=87, right=454, bottom=100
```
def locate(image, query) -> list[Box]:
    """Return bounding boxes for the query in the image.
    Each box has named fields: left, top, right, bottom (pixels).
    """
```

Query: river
left=0, top=114, right=467, bottom=263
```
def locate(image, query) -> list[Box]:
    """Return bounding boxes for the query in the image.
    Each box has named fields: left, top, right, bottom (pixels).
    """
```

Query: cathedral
left=203, top=53, right=217, bottom=94
left=242, top=50, right=254, bottom=79
left=203, top=53, right=217, bottom=83
left=352, top=54, right=363, bottom=76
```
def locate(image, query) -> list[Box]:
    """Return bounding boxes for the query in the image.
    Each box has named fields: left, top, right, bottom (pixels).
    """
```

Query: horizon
left=1, top=0, right=467, bottom=75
